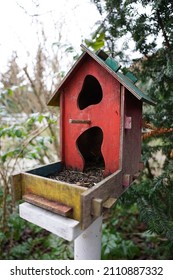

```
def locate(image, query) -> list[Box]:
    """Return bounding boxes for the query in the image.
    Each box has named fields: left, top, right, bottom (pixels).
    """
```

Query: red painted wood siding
left=60, top=56, right=121, bottom=176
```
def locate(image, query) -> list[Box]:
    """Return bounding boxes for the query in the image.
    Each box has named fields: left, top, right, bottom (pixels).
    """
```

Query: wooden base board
left=19, top=202, right=82, bottom=241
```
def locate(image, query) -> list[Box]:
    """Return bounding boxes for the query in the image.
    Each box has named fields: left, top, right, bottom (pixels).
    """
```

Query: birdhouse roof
left=47, top=44, right=155, bottom=106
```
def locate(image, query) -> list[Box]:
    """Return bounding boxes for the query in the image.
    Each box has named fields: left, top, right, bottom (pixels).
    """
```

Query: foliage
left=102, top=224, right=140, bottom=259
left=90, top=0, right=173, bottom=257
left=1, top=0, right=173, bottom=260
left=102, top=201, right=173, bottom=259
left=0, top=5, right=75, bottom=258
left=91, top=1, right=173, bottom=55
left=123, top=159, right=173, bottom=242
left=85, top=25, right=106, bottom=51
left=0, top=212, right=73, bottom=260
left=0, top=86, right=57, bottom=259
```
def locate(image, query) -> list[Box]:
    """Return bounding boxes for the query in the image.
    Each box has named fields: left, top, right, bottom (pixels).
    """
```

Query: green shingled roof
left=82, top=44, right=156, bottom=106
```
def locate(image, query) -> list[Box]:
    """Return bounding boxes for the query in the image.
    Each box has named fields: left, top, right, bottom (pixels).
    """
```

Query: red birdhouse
left=12, top=45, right=155, bottom=229
left=48, top=44, right=155, bottom=181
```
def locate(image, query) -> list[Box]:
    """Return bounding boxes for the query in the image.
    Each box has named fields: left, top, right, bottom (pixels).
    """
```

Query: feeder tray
left=12, top=161, right=124, bottom=229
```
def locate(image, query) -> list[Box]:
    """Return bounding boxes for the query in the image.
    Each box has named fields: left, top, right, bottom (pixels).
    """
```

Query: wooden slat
left=103, top=197, right=117, bottom=209
left=11, top=173, right=22, bottom=201
left=23, top=194, right=73, bottom=217
left=21, top=172, right=87, bottom=221
left=19, top=203, right=82, bottom=241
left=81, top=170, right=123, bottom=229
left=69, top=119, right=91, bottom=124
left=119, top=85, right=125, bottom=170
left=12, top=161, right=63, bottom=201
left=122, top=91, right=142, bottom=175
left=91, top=198, right=103, bottom=217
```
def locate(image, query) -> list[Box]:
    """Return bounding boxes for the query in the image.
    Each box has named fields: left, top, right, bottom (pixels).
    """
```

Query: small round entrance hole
left=76, top=126, right=105, bottom=169
left=78, top=75, right=103, bottom=110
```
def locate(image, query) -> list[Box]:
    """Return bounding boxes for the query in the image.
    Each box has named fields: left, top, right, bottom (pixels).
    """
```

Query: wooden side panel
left=81, top=170, right=123, bottom=229
left=12, top=161, right=63, bottom=202
left=21, top=173, right=87, bottom=221
left=119, top=86, right=125, bottom=170
left=11, top=173, right=22, bottom=201
left=123, top=90, right=142, bottom=176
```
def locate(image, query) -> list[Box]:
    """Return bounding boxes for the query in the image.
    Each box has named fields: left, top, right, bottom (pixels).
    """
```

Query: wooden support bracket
left=103, top=197, right=117, bottom=209
left=91, top=198, right=103, bottom=217
left=91, top=197, right=117, bottom=217
left=81, top=170, right=123, bottom=229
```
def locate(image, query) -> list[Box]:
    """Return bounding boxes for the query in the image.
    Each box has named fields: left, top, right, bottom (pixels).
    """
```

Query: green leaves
left=85, top=26, right=106, bottom=51
left=1, top=148, right=21, bottom=163
left=0, top=125, right=26, bottom=138
left=0, top=110, right=57, bottom=166
left=0, top=211, right=73, bottom=260
left=92, top=0, right=173, bottom=257
left=102, top=225, right=140, bottom=259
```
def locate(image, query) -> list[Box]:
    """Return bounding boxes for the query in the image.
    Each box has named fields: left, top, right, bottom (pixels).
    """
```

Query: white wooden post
left=19, top=202, right=83, bottom=241
left=19, top=202, right=102, bottom=260
left=74, top=216, right=102, bottom=260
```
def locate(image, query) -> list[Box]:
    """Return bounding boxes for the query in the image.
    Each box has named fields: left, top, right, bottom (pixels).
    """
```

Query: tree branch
left=142, top=127, right=173, bottom=140
left=10, top=125, right=49, bottom=176
left=156, top=9, right=171, bottom=49
left=23, top=66, right=46, bottom=110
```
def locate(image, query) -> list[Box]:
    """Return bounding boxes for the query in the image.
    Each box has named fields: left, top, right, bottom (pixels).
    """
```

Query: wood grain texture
left=103, top=197, right=117, bottom=209
left=11, top=173, right=22, bottom=201
left=81, top=169, right=123, bottom=229
left=23, top=194, right=73, bottom=217
left=91, top=198, right=103, bottom=217
left=21, top=173, right=87, bottom=221
left=122, top=90, right=142, bottom=175
left=19, top=202, right=82, bottom=241
left=12, top=161, right=63, bottom=202
left=61, top=56, right=121, bottom=176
